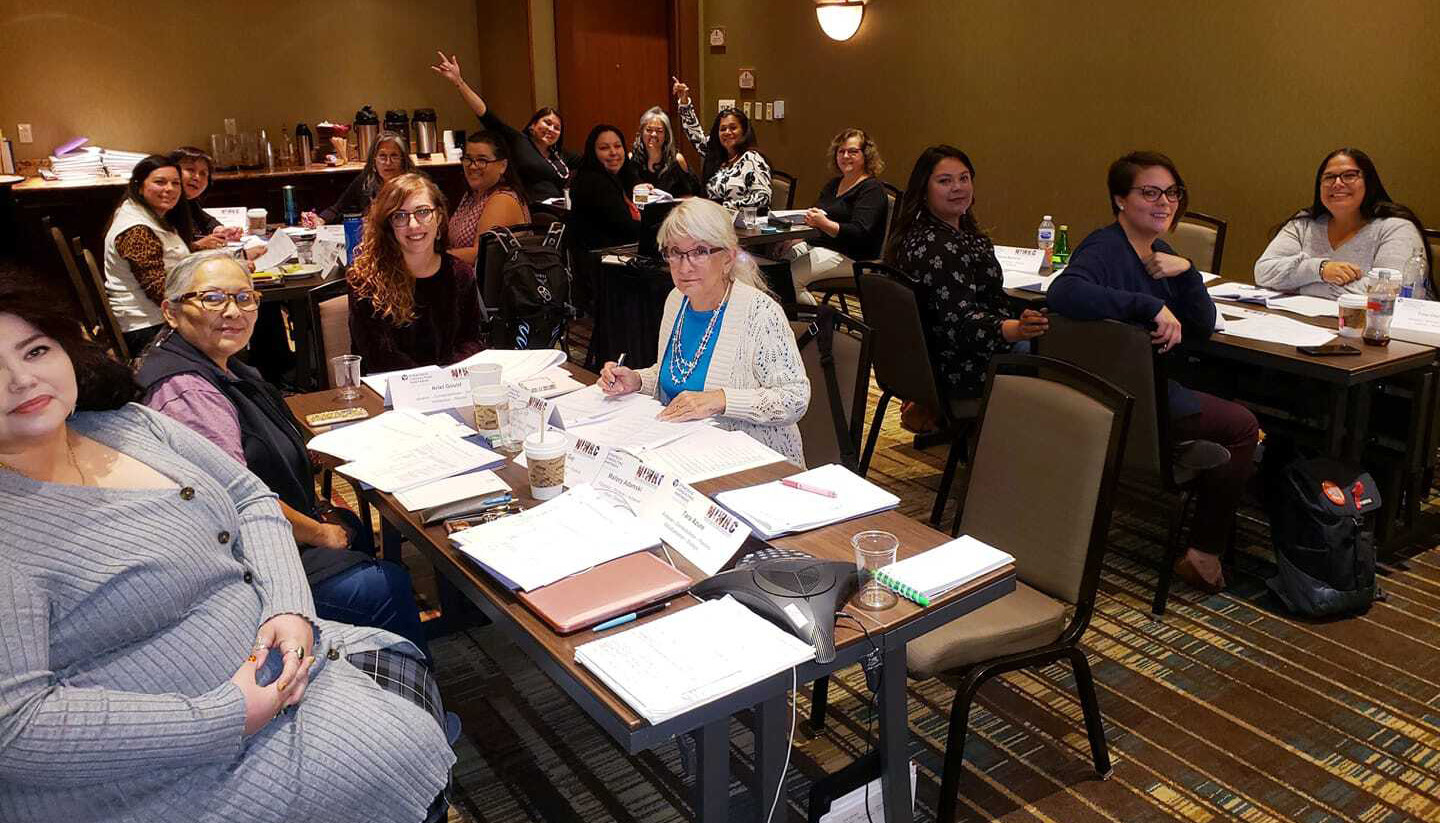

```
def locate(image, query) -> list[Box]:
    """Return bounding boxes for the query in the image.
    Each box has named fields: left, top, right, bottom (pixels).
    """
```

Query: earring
left=1118, top=204, right=1125, bottom=211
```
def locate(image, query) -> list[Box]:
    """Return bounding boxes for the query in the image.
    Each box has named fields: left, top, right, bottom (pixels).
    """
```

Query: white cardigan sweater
left=637, top=279, right=810, bottom=465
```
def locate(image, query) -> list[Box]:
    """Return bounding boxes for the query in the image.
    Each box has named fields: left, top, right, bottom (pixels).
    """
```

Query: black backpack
left=1265, top=457, right=1382, bottom=617
left=482, top=223, right=572, bottom=350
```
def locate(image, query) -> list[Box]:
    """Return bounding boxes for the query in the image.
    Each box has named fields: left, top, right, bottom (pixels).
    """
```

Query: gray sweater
left=0, top=404, right=452, bottom=823
left=1253, top=214, right=1425, bottom=297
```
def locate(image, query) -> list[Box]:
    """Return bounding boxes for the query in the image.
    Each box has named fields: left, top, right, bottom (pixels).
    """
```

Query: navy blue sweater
left=1047, top=222, right=1216, bottom=416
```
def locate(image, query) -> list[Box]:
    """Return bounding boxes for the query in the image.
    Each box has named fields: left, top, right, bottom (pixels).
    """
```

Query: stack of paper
left=1267, top=294, right=1340, bottom=318
left=1208, top=282, right=1284, bottom=305
left=565, top=411, right=710, bottom=452
left=714, top=463, right=900, bottom=538
left=1219, top=314, right=1337, bottom=347
left=49, top=146, right=104, bottom=180
left=639, top=427, right=787, bottom=484
left=305, top=409, right=505, bottom=493
left=450, top=484, right=661, bottom=591
left=574, top=596, right=815, bottom=724
left=874, top=535, right=1014, bottom=605
left=817, top=762, right=917, bottom=823
left=393, top=470, right=509, bottom=512
left=515, top=367, right=585, bottom=399
left=552, top=384, right=658, bottom=426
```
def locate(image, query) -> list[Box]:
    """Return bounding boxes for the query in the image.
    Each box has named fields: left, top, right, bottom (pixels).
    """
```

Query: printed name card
left=564, top=436, right=612, bottom=487
left=592, top=451, right=669, bottom=514
left=390, top=366, right=473, bottom=413
left=993, top=245, right=1044, bottom=275
left=1391, top=297, right=1440, bottom=346
left=651, top=481, right=751, bottom=575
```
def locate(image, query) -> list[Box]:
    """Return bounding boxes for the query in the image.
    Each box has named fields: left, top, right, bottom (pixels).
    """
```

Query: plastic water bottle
left=1037, top=215, right=1056, bottom=272
left=1400, top=249, right=1426, bottom=299
left=1364, top=268, right=1399, bottom=347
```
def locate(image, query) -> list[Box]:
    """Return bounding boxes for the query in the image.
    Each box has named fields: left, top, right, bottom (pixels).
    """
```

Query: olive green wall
left=0, top=1, right=487, bottom=163
left=700, top=0, right=1440, bottom=279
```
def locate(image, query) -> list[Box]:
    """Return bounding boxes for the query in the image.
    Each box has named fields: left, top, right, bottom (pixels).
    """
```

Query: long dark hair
left=1107, top=150, right=1188, bottom=229
left=524, top=106, right=565, bottom=156
left=110, top=154, right=193, bottom=240
left=886, top=145, right=980, bottom=265
left=700, top=107, right=759, bottom=185
left=0, top=265, right=141, bottom=411
left=580, top=124, right=639, bottom=191
left=360, top=131, right=419, bottom=198
left=465, top=130, right=529, bottom=203
left=1293, top=147, right=1430, bottom=272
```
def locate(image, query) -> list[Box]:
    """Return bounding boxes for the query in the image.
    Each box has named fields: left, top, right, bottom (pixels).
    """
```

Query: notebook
left=516, top=553, right=693, bottom=633
left=713, top=463, right=900, bottom=538
left=873, top=535, right=1014, bottom=606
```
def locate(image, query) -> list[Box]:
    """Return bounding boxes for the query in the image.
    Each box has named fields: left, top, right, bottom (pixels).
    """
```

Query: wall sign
left=709, top=27, right=726, bottom=47
left=738, top=68, right=755, bottom=89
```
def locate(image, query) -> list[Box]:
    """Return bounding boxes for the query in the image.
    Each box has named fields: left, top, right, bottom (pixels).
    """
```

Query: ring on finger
left=284, top=646, right=305, bottom=659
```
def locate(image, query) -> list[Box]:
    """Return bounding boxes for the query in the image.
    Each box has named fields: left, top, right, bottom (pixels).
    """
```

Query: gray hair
left=656, top=198, right=767, bottom=295
left=631, top=107, right=680, bottom=173
left=164, top=250, right=251, bottom=301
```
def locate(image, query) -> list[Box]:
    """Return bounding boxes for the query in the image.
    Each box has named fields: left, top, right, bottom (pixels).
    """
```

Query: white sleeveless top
left=102, top=199, right=190, bottom=332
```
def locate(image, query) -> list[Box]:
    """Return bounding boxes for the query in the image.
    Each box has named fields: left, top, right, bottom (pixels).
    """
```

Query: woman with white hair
left=629, top=106, right=698, bottom=198
left=599, top=198, right=810, bottom=465
left=132, top=250, right=430, bottom=659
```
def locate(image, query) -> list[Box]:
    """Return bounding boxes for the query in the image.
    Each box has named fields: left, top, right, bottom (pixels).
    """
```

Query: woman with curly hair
left=347, top=173, right=484, bottom=373
left=790, top=127, right=891, bottom=303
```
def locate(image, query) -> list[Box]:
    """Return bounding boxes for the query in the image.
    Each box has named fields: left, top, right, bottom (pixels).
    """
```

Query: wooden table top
left=13, top=154, right=459, bottom=194
left=286, top=366, right=1014, bottom=732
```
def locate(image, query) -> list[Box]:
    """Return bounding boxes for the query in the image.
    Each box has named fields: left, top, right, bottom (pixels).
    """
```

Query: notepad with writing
left=713, top=463, right=899, bottom=538
left=874, top=536, right=1014, bottom=606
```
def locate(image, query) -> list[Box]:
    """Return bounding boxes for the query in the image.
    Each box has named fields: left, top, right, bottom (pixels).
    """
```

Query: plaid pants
left=346, top=649, right=446, bottom=732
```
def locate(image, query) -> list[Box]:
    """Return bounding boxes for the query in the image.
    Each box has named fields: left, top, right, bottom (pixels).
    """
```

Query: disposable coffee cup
left=471, top=383, right=507, bottom=439
left=524, top=431, right=566, bottom=501
left=246, top=208, right=267, bottom=235
left=1337, top=293, right=1366, bottom=338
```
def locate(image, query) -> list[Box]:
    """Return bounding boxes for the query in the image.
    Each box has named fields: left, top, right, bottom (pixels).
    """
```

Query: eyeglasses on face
left=1130, top=185, right=1185, bottom=203
left=461, top=155, right=497, bottom=168
left=374, top=153, right=404, bottom=164
left=662, top=245, right=723, bottom=265
left=836, top=147, right=864, bottom=157
left=177, top=289, right=262, bottom=312
left=387, top=207, right=438, bottom=227
left=1321, top=169, right=1363, bottom=187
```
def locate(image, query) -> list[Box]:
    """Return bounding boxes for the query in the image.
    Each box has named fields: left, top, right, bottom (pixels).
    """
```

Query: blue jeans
left=312, top=560, right=431, bottom=664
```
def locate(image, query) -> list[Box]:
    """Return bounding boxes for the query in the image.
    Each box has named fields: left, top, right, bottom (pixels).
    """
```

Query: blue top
left=659, top=299, right=728, bottom=403
left=1047, top=222, right=1217, bottom=417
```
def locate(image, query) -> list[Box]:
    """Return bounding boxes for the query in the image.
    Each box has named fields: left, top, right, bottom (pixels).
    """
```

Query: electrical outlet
left=17, top=123, right=33, bottom=143
left=773, top=100, right=785, bottom=120
left=742, top=102, right=752, bottom=118
left=224, top=118, right=237, bottom=135
left=718, top=98, right=736, bottom=112
left=764, top=102, right=774, bottom=121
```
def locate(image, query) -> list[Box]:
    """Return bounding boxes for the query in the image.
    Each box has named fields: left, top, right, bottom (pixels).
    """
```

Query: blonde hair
left=826, top=128, right=884, bottom=176
left=656, top=198, right=768, bottom=295
left=347, top=173, right=449, bottom=326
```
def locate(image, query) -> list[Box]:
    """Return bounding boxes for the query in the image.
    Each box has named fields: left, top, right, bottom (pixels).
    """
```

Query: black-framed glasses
left=387, top=207, right=438, bottom=227
left=1130, top=185, right=1186, bottom=203
left=1321, top=169, right=1363, bottom=187
left=662, top=245, right=724, bottom=265
left=176, top=289, right=261, bottom=312
left=835, top=147, right=864, bottom=157
left=460, top=155, right=498, bottom=169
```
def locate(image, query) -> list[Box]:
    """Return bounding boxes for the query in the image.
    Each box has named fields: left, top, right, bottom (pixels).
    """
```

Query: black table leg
left=287, top=296, right=317, bottom=390
left=753, top=694, right=789, bottom=822
left=877, top=645, right=913, bottom=823
left=1327, top=385, right=1350, bottom=457
left=694, top=719, right=730, bottom=822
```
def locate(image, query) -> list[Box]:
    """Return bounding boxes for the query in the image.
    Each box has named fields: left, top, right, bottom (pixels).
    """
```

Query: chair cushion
left=906, top=582, right=1067, bottom=679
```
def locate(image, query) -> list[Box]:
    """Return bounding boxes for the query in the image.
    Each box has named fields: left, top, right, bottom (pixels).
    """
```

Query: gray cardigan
left=0, top=404, right=452, bottom=823
left=1253, top=214, right=1425, bottom=297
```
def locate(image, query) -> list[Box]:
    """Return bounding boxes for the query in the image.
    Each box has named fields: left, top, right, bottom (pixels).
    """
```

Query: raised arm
left=672, top=77, right=708, bottom=151
left=432, top=51, right=487, bottom=119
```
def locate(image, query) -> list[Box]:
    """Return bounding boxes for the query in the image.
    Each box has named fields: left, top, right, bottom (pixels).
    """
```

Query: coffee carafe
left=384, top=109, right=410, bottom=150
left=353, top=106, right=380, bottom=164
left=413, top=108, right=438, bottom=158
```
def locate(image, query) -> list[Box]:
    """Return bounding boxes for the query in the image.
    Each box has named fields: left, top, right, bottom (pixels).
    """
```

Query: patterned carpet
left=396, top=325, right=1440, bottom=823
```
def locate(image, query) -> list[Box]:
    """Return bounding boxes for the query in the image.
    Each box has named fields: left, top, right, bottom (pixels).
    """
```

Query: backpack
left=482, top=223, right=572, bottom=350
left=1265, top=457, right=1382, bottom=617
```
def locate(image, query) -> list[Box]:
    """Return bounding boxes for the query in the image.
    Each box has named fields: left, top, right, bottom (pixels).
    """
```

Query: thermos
left=414, top=108, right=438, bottom=158
left=384, top=109, right=410, bottom=148
left=354, top=106, right=380, bottom=164
left=343, top=213, right=364, bottom=265
left=294, top=123, right=314, bottom=168
left=282, top=185, right=298, bottom=226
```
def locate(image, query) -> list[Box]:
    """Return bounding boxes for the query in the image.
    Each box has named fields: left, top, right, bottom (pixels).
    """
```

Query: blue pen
left=593, top=602, right=668, bottom=632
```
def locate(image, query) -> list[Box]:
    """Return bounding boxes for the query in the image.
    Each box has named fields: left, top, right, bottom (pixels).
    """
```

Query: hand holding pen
left=600, top=353, right=641, bottom=397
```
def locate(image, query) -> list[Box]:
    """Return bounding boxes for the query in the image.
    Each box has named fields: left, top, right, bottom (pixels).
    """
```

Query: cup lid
left=1338, top=293, right=1368, bottom=307
left=523, top=430, right=567, bottom=456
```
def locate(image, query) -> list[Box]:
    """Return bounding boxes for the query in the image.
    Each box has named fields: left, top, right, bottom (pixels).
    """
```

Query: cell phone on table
left=1297, top=344, right=1361, bottom=356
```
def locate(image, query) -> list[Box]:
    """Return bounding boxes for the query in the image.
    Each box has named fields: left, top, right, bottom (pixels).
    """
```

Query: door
left=554, top=0, right=673, bottom=155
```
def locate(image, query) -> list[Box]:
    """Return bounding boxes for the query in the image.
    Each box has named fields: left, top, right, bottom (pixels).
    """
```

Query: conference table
left=1007, top=280, right=1440, bottom=546
left=586, top=221, right=821, bottom=370
left=287, top=367, right=1016, bottom=823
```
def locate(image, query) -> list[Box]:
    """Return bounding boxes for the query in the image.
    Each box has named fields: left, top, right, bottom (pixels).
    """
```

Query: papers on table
left=1391, top=297, right=1440, bottom=346
left=307, top=409, right=447, bottom=462
left=714, top=463, right=900, bottom=538
left=253, top=230, right=297, bottom=271
left=202, top=206, right=248, bottom=231
left=450, top=484, right=661, bottom=591
left=994, top=245, right=1045, bottom=276
left=639, top=427, right=787, bottom=484
left=389, top=366, right=475, bottom=413
left=337, top=435, right=504, bottom=493
left=394, top=470, right=509, bottom=512
left=1003, top=272, right=1060, bottom=292
left=574, top=595, right=815, bottom=724
left=1218, top=313, right=1337, bottom=347
left=552, top=384, right=658, bottom=426
left=875, top=535, right=1013, bottom=604
left=516, top=368, right=585, bottom=399
left=1267, top=294, right=1340, bottom=318
left=1207, top=282, right=1284, bottom=305
left=361, top=349, right=569, bottom=403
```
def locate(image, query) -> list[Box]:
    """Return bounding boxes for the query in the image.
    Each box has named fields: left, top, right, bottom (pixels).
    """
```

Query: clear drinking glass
left=740, top=205, right=759, bottom=230
left=852, top=530, right=899, bottom=610
left=331, top=354, right=362, bottom=400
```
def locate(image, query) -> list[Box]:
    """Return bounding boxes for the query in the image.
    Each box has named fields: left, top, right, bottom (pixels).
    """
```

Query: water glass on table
left=740, top=205, right=759, bottom=230
left=331, top=354, right=362, bottom=401
left=852, top=530, right=899, bottom=611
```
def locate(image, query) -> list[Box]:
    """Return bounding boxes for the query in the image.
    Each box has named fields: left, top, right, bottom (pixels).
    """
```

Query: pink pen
left=781, top=478, right=837, bottom=498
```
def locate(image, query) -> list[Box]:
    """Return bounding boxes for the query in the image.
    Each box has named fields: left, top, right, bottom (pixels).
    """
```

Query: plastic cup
left=852, top=530, right=899, bottom=611
left=524, top=431, right=566, bottom=500
left=331, top=354, right=362, bottom=400
left=740, top=205, right=759, bottom=230
left=1337, top=293, right=1366, bottom=339
left=246, top=208, right=267, bottom=235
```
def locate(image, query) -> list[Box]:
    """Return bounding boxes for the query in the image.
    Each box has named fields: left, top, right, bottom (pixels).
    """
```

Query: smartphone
left=1297, top=344, right=1361, bottom=356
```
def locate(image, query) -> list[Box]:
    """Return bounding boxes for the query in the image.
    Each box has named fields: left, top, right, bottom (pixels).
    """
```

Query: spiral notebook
left=874, top=536, right=1014, bottom=607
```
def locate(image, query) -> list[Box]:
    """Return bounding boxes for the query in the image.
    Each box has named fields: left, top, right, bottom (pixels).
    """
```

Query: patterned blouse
left=678, top=102, right=772, bottom=210
left=113, top=225, right=168, bottom=304
left=892, top=210, right=1013, bottom=400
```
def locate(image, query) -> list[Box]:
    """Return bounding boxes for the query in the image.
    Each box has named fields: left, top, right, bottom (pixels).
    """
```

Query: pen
left=593, top=602, right=668, bottom=632
left=604, top=353, right=627, bottom=395
left=781, top=478, right=838, bottom=498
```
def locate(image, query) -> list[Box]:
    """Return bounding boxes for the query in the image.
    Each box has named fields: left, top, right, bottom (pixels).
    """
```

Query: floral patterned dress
left=892, top=210, right=1013, bottom=400
left=678, top=102, right=772, bottom=210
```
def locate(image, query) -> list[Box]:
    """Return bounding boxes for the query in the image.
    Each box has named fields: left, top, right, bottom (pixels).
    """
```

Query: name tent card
left=390, top=366, right=474, bottom=413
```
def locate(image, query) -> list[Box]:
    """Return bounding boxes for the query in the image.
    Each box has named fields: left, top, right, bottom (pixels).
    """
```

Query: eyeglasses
left=176, top=289, right=261, bottom=312
left=1130, top=185, right=1186, bottom=203
left=387, top=207, right=438, bottom=227
left=1321, top=169, right=1363, bottom=187
left=836, top=147, right=864, bottom=157
left=461, top=155, right=497, bottom=169
left=642, top=126, right=667, bottom=137
left=373, top=153, right=404, bottom=164
left=662, top=246, right=724, bottom=265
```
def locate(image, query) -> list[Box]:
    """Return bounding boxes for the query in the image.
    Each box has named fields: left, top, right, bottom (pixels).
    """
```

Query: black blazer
left=479, top=110, right=573, bottom=201
left=569, top=164, right=642, bottom=253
